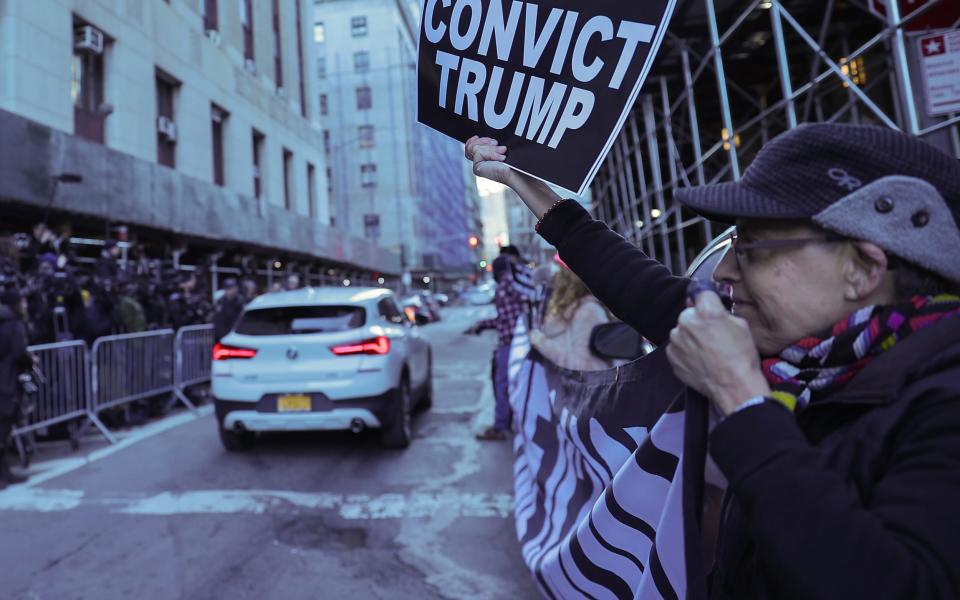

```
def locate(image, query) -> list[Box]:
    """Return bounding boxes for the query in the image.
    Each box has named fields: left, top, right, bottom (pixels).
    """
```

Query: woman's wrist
left=711, top=369, right=772, bottom=416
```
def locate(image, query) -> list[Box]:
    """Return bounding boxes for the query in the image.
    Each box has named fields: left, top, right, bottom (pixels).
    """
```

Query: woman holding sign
left=466, top=124, right=960, bottom=599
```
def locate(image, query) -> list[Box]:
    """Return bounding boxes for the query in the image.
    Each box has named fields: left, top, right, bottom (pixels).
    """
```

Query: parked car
left=464, top=283, right=495, bottom=305
left=212, top=287, right=432, bottom=451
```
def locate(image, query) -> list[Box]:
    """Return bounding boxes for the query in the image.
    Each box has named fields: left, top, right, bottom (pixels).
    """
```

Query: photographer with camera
left=0, top=288, right=33, bottom=489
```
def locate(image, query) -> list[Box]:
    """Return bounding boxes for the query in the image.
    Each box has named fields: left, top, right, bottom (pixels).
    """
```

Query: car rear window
left=235, top=306, right=366, bottom=335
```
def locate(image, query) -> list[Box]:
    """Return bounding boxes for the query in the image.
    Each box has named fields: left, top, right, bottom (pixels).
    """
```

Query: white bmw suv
left=212, top=287, right=432, bottom=451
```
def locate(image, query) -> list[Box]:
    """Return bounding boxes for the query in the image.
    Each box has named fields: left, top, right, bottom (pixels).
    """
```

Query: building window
left=360, top=163, right=377, bottom=189
left=319, top=94, right=328, bottom=116
left=241, top=0, right=254, bottom=62
left=295, top=0, right=307, bottom=117
left=72, top=19, right=107, bottom=144
left=313, top=20, right=325, bottom=43
left=316, top=56, right=326, bottom=79
left=325, top=166, right=333, bottom=196
left=353, top=50, right=370, bottom=72
left=203, top=0, right=218, bottom=31
left=358, top=125, right=374, bottom=148
left=351, top=16, right=368, bottom=37
left=307, top=162, right=317, bottom=218
left=155, top=69, right=179, bottom=168
left=322, top=130, right=330, bottom=153
left=252, top=129, right=265, bottom=197
left=271, top=0, right=283, bottom=90
left=211, top=104, right=228, bottom=186
left=356, top=86, right=372, bottom=110
left=282, top=148, right=294, bottom=210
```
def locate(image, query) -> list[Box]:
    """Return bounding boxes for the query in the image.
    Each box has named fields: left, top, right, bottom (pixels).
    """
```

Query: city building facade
left=0, top=0, right=400, bottom=282
left=311, top=0, right=475, bottom=275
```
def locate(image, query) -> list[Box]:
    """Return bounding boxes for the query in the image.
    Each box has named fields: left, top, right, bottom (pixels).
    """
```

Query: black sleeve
left=537, top=200, right=689, bottom=346
left=10, top=321, right=32, bottom=370
left=709, top=386, right=960, bottom=600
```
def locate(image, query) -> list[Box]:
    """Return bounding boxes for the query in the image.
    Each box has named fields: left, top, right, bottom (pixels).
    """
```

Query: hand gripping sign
left=417, top=0, right=677, bottom=196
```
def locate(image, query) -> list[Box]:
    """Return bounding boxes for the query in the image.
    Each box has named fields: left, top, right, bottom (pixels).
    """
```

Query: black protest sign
left=417, top=0, right=677, bottom=196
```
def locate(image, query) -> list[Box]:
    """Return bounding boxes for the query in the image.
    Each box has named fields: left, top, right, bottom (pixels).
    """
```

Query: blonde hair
left=546, top=268, right=595, bottom=324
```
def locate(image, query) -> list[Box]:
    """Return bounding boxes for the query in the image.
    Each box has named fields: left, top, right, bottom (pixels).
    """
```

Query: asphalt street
left=0, top=306, right=541, bottom=600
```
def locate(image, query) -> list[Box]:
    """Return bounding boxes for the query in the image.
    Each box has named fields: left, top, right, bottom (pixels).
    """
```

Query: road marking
left=22, top=405, right=214, bottom=488
left=0, top=487, right=514, bottom=519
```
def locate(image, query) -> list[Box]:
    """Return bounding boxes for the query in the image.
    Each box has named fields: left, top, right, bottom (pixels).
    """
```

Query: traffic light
left=468, top=235, right=480, bottom=248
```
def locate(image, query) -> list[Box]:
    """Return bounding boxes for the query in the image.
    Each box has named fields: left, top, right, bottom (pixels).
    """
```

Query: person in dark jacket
left=0, top=289, right=33, bottom=489
left=465, top=255, right=527, bottom=440
left=466, top=124, right=960, bottom=599
left=94, top=240, right=120, bottom=280
left=212, top=278, right=244, bottom=341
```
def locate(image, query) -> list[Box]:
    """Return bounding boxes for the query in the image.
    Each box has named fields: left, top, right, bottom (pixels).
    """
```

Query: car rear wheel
left=381, top=376, right=412, bottom=449
left=219, top=422, right=256, bottom=452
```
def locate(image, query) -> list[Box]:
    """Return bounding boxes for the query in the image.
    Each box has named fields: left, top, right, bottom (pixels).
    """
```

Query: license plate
left=277, top=394, right=312, bottom=412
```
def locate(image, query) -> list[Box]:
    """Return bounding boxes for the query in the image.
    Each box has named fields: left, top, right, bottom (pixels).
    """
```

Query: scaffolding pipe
left=617, top=134, right=643, bottom=243
left=660, top=77, right=688, bottom=273
left=612, top=137, right=638, bottom=243
left=779, top=7, right=900, bottom=130
left=704, top=0, right=741, bottom=179
left=628, top=112, right=657, bottom=258
left=642, top=95, right=673, bottom=269
left=771, top=1, right=798, bottom=129
left=888, top=0, right=922, bottom=134
left=681, top=48, right=707, bottom=190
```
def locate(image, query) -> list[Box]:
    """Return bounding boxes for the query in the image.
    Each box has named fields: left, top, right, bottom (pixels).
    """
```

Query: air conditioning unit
left=205, top=29, right=221, bottom=47
left=157, top=116, right=177, bottom=141
left=244, top=58, right=257, bottom=74
left=74, top=25, right=104, bottom=55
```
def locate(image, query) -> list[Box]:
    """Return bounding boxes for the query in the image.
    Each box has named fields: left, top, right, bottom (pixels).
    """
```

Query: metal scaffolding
left=591, top=0, right=960, bottom=274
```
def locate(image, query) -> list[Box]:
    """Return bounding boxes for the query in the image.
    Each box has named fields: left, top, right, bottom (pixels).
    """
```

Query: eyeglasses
left=727, top=230, right=847, bottom=268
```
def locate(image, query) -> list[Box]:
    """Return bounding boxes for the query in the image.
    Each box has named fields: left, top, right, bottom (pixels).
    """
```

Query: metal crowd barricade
left=12, top=340, right=113, bottom=448
left=173, top=324, right=214, bottom=411
left=90, top=330, right=176, bottom=427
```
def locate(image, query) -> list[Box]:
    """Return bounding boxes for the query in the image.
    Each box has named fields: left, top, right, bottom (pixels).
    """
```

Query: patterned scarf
left=762, top=294, right=960, bottom=411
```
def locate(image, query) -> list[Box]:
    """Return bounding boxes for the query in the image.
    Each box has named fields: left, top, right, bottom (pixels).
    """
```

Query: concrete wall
left=0, top=108, right=400, bottom=273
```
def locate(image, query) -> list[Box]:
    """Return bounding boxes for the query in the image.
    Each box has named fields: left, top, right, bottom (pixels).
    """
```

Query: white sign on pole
left=918, top=30, right=960, bottom=117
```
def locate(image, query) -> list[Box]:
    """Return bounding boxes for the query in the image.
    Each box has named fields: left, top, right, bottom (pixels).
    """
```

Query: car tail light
left=330, top=336, right=390, bottom=356
left=213, top=342, right=258, bottom=360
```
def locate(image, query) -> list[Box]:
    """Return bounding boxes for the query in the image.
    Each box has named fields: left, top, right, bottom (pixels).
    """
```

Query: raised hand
left=464, top=136, right=562, bottom=219
left=465, top=136, right=512, bottom=186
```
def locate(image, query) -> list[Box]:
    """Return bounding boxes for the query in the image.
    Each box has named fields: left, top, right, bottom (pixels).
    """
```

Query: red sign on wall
left=868, top=0, right=959, bottom=32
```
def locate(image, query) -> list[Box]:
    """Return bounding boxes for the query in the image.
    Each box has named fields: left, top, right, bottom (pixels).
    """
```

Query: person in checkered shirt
left=465, top=254, right=527, bottom=440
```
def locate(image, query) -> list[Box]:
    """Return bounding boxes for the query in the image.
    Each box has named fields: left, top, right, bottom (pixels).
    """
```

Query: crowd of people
left=0, top=223, right=318, bottom=347
left=0, top=223, right=220, bottom=346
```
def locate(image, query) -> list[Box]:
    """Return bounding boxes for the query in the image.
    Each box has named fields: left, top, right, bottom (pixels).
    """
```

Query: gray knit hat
left=676, top=123, right=960, bottom=282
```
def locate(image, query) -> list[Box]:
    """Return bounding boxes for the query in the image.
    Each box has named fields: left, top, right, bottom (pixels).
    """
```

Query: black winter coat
left=539, top=199, right=960, bottom=599
left=0, top=306, right=32, bottom=419
left=212, top=295, right=245, bottom=341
